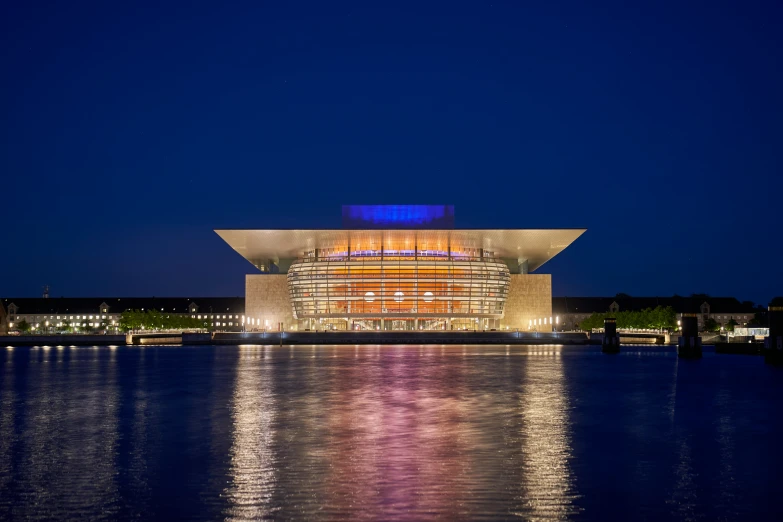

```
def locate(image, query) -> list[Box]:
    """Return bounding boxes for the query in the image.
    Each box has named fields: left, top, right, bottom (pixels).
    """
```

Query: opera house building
left=217, top=205, right=584, bottom=332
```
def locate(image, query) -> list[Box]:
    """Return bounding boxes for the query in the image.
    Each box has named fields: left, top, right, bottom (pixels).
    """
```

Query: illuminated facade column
left=245, top=275, right=294, bottom=331
left=501, top=274, right=552, bottom=331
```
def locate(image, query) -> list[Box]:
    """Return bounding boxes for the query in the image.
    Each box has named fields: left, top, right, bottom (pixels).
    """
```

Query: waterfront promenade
left=0, top=329, right=695, bottom=347
left=1, top=331, right=593, bottom=346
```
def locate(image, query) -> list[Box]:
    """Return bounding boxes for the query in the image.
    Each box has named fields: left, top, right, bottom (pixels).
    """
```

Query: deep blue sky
left=2, top=1, right=781, bottom=305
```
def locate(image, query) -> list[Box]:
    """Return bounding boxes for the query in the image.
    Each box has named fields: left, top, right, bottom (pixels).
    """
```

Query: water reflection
left=666, top=358, right=703, bottom=521
left=670, top=439, right=698, bottom=520
left=238, top=345, right=585, bottom=520
left=125, top=345, right=154, bottom=517
left=517, top=351, right=581, bottom=519
left=224, top=346, right=277, bottom=520
left=319, top=345, right=474, bottom=520
left=318, top=345, right=386, bottom=520
left=1, top=345, right=782, bottom=520
left=714, top=385, right=737, bottom=518
left=14, top=346, right=120, bottom=519
left=0, top=348, right=15, bottom=520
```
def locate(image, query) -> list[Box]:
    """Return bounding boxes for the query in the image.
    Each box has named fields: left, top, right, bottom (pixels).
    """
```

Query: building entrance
left=388, top=319, right=414, bottom=331
left=350, top=318, right=444, bottom=331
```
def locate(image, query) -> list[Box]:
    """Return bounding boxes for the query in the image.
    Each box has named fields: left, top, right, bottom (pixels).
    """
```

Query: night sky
left=2, top=1, right=781, bottom=305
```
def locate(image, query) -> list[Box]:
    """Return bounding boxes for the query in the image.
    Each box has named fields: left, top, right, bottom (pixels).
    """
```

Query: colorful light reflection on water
left=0, top=345, right=781, bottom=521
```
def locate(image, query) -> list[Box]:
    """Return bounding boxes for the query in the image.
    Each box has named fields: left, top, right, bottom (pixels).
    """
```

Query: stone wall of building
left=500, top=274, right=552, bottom=331
left=245, top=274, right=295, bottom=330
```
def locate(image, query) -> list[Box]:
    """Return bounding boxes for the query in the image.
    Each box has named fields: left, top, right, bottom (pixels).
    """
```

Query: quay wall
left=589, top=333, right=669, bottom=345
left=200, top=331, right=591, bottom=345
left=0, top=333, right=185, bottom=346
left=2, top=332, right=593, bottom=346
left=0, top=335, right=126, bottom=346
left=134, top=335, right=182, bottom=345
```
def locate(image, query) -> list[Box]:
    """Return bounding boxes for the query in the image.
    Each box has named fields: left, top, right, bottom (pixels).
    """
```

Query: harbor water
left=1, top=344, right=781, bottom=521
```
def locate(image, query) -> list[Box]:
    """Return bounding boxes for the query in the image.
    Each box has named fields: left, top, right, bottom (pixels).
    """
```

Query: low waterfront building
left=217, top=205, right=585, bottom=331
left=1, top=297, right=244, bottom=333
left=553, top=296, right=760, bottom=331
left=730, top=326, right=769, bottom=341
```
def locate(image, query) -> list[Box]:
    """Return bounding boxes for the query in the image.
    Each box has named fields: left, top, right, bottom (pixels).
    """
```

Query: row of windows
left=7, top=313, right=244, bottom=321
left=22, top=321, right=238, bottom=328
left=301, top=248, right=499, bottom=260
left=291, top=304, right=505, bottom=316
left=289, top=291, right=508, bottom=300
left=290, top=262, right=508, bottom=271
left=7, top=314, right=116, bottom=321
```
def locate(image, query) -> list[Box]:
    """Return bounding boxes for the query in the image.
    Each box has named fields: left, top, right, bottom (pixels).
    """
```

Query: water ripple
left=0, top=345, right=781, bottom=520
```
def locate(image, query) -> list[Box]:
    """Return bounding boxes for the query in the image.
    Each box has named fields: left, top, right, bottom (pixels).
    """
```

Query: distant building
left=1, top=297, right=244, bottom=333
left=552, top=296, right=759, bottom=331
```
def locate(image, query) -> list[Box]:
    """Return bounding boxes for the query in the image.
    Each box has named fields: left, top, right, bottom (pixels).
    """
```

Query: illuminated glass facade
left=288, top=255, right=510, bottom=323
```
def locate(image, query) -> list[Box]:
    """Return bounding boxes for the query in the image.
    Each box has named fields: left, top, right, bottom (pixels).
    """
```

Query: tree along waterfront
left=578, top=305, right=677, bottom=331
left=119, top=309, right=209, bottom=332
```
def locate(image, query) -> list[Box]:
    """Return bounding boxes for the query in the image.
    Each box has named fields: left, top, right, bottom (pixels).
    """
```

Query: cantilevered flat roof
left=216, top=229, right=585, bottom=272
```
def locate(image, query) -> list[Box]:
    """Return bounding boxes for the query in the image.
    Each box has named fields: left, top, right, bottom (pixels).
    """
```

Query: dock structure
left=677, top=313, right=702, bottom=358
left=764, top=306, right=783, bottom=364
left=602, top=318, right=620, bottom=353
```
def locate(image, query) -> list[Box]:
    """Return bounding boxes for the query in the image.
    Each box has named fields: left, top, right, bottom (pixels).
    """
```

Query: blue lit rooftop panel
left=341, top=205, right=455, bottom=229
